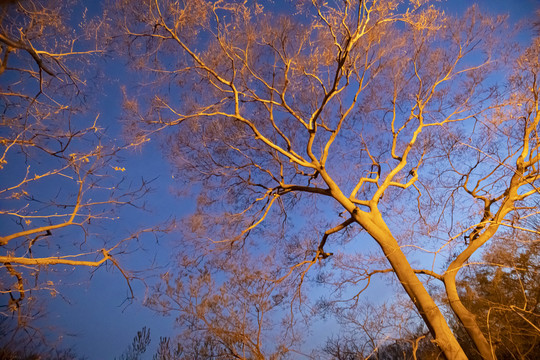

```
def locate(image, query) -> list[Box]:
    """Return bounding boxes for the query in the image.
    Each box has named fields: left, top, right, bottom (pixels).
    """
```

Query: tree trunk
left=323, top=174, right=467, bottom=358
left=444, top=273, right=495, bottom=360
left=441, top=193, right=520, bottom=360
left=353, top=209, right=468, bottom=360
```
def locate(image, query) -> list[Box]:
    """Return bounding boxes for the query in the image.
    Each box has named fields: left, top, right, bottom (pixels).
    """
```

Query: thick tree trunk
left=444, top=273, right=495, bottom=360
left=323, top=174, right=467, bottom=358
left=353, top=210, right=468, bottom=360
left=441, top=194, right=520, bottom=360
left=441, top=224, right=506, bottom=360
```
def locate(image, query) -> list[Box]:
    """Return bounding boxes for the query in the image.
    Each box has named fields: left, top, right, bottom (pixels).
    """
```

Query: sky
left=0, top=1, right=187, bottom=354
left=1, top=0, right=539, bottom=359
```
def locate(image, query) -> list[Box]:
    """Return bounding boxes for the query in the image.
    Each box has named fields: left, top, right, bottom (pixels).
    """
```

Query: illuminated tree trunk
left=444, top=274, right=495, bottom=360
left=442, top=168, right=530, bottom=360
left=360, top=211, right=468, bottom=360
left=327, top=183, right=468, bottom=359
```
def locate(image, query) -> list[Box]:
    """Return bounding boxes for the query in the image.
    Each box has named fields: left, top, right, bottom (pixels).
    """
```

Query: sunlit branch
left=0, top=221, right=84, bottom=246
left=0, top=250, right=111, bottom=267
left=414, top=269, right=443, bottom=281
left=510, top=306, right=540, bottom=334
left=210, top=194, right=279, bottom=244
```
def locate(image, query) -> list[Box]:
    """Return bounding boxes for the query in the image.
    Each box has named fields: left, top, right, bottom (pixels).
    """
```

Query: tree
left=0, top=344, right=81, bottom=360
left=456, top=233, right=540, bottom=359
left=0, top=316, right=82, bottom=360
left=118, top=326, right=231, bottom=360
left=323, top=232, right=540, bottom=360
left=116, top=327, right=151, bottom=360
left=0, top=0, right=162, bottom=341
left=111, top=0, right=540, bottom=358
left=321, top=301, right=439, bottom=360
left=146, top=256, right=297, bottom=359
left=153, top=336, right=182, bottom=360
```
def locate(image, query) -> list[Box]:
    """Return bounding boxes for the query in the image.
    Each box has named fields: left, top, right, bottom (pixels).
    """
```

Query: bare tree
left=116, top=327, right=152, bottom=360
left=0, top=0, right=163, bottom=340
left=325, top=230, right=540, bottom=360
left=455, top=232, right=540, bottom=359
left=146, top=253, right=299, bottom=359
left=111, top=0, right=539, bottom=359
left=321, top=300, right=437, bottom=360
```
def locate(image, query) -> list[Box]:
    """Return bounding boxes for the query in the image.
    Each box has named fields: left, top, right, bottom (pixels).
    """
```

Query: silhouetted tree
left=116, top=327, right=151, bottom=360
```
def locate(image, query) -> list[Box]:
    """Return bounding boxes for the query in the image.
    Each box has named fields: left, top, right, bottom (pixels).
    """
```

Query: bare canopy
left=112, top=0, right=540, bottom=359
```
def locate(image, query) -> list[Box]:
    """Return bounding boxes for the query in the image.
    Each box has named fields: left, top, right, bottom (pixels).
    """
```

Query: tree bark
left=444, top=273, right=495, bottom=360
left=322, top=172, right=468, bottom=359
left=358, top=211, right=468, bottom=360
left=442, top=175, right=525, bottom=360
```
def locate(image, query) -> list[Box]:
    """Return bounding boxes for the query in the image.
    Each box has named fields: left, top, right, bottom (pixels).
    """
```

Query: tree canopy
left=1, top=1, right=539, bottom=359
